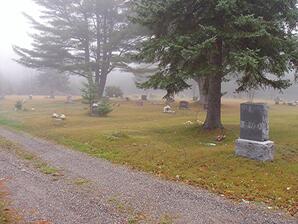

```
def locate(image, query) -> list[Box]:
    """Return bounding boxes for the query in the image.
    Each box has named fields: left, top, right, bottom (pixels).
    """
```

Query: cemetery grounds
left=0, top=96, right=297, bottom=216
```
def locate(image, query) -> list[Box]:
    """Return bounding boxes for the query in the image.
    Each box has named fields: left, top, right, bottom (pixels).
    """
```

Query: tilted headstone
left=235, top=103, right=274, bottom=161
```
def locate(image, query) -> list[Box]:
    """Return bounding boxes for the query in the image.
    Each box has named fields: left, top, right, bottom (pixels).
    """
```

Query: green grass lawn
left=0, top=96, right=297, bottom=215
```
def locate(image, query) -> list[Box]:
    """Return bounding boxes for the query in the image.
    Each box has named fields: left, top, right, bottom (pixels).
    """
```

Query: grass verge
left=0, top=180, right=20, bottom=224
left=0, top=137, right=60, bottom=177
left=0, top=96, right=297, bottom=215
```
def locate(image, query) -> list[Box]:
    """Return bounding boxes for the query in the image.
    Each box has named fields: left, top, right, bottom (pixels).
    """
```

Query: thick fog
left=0, top=0, right=297, bottom=100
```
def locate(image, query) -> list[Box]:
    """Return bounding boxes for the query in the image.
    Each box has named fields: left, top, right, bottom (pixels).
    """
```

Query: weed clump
left=105, top=131, right=129, bottom=141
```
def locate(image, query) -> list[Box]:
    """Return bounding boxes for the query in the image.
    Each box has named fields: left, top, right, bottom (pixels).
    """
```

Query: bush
left=15, top=100, right=23, bottom=110
left=105, top=86, right=123, bottom=98
left=92, top=100, right=113, bottom=117
left=81, top=80, right=97, bottom=105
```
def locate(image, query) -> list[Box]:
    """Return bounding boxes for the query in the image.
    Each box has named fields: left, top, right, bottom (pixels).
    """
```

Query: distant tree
left=131, top=0, right=298, bottom=129
left=13, top=0, right=141, bottom=100
left=38, top=70, right=70, bottom=97
left=105, top=86, right=123, bottom=98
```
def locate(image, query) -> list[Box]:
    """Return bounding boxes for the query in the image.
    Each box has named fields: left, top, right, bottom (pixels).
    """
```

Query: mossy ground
left=0, top=96, right=297, bottom=215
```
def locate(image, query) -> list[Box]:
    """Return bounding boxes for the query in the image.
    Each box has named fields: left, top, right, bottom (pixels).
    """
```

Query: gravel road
left=0, top=127, right=296, bottom=224
left=0, top=151, right=128, bottom=224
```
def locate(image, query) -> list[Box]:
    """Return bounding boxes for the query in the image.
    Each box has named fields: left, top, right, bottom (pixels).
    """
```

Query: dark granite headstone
left=179, top=101, right=190, bottom=109
left=240, top=103, right=269, bottom=142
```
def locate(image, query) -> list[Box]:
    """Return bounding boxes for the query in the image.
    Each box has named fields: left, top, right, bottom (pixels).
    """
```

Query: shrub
left=15, top=100, right=23, bottom=110
left=105, top=131, right=129, bottom=141
left=81, top=80, right=97, bottom=106
left=92, top=100, right=113, bottom=117
left=105, top=86, right=123, bottom=98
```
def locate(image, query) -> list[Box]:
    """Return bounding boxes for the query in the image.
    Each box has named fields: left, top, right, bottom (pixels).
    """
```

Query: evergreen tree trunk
left=203, top=39, right=224, bottom=130
left=203, top=74, right=223, bottom=129
left=97, top=73, right=108, bottom=99
left=95, top=8, right=111, bottom=100
left=95, top=3, right=102, bottom=100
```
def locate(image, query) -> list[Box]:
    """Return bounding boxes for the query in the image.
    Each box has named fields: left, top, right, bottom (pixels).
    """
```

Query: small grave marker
left=163, top=105, right=175, bottom=114
left=274, top=97, right=282, bottom=105
left=66, top=95, right=73, bottom=104
left=91, top=103, right=99, bottom=115
left=141, top=95, right=147, bottom=101
left=179, top=101, right=189, bottom=109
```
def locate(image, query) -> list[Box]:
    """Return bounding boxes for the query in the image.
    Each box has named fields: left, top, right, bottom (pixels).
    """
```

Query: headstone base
left=235, top=139, right=274, bottom=161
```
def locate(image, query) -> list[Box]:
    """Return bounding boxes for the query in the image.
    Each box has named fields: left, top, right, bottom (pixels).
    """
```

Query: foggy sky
left=0, top=1, right=296, bottom=99
left=0, top=1, right=143, bottom=95
left=0, top=0, right=39, bottom=79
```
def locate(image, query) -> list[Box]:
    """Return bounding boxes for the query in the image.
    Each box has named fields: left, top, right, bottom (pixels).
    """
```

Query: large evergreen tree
left=13, top=0, right=137, bottom=99
left=131, top=0, right=298, bottom=129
